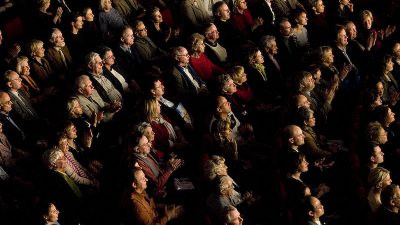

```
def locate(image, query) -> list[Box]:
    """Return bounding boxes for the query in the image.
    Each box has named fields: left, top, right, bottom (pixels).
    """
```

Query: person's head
left=214, top=119, right=232, bottom=140
left=364, top=141, right=384, bottom=166
left=224, top=205, right=243, bottom=225
left=63, top=120, right=78, bottom=140
left=311, top=0, right=325, bottom=14
left=381, top=184, right=400, bottom=211
left=345, top=21, right=357, bottom=40
left=37, top=0, right=50, bottom=10
left=392, top=42, right=400, bottom=59
left=66, top=97, right=83, bottom=118
left=172, top=46, right=190, bottom=66
left=247, top=48, right=264, bottom=66
left=135, top=121, right=155, bottom=143
left=98, top=46, right=115, bottom=67
left=213, top=1, right=230, bottom=21
left=279, top=18, right=292, bottom=36
left=145, top=76, right=164, bottom=98
left=287, top=152, right=309, bottom=174
left=259, top=35, right=278, bottom=55
left=132, top=167, right=148, bottom=192
left=49, top=28, right=65, bottom=48
left=283, top=125, right=305, bottom=147
left=43, top=149, right=66, bottom=170
left=55, top=132, right=68, bottom=152
left=82, top=7, right=95, bottom=22
left=149, top=7, right=163, bottom=23
left=70, top=12, right=84, bottom=31
left=366, top=121, right=388, bottom=144
left=0, top=92, right=12, bottom=113
left=204, top=23, right=220, bottom=42
left=134, top=134, right=152, bottom=155
left=27, top=39, right=45, bottom=59
left=292, top=94, right=311, bottom=109
left=302, top=196, right=324, bottom=221
left=37, top=201, right=59, bottom=224
left=188, top=33, right=206, bottom=54
left=319, top=46, right=334, bottom=65
left=100, top=0, right=112, bottom=11
left=373, top=105, right=395, bottom=127
left=120, top=26, right=135, bottom=46
left=203, top=155, right=228, bottom=180
left=305, top=64, right=321, bottom=83
left=233, top=0, right=248, bottom=13
left=133, top=20, right=148, bottom=38
left=218, top=74, right=237, bottom=95
left=86, top=52, right=103, bottom=75
left=296, top=71, right=315, bottom=92
left=368, top=167, right=392, bottom=190
left=294, top=107, right=316, bottom=128
left=4, top=70, right=22, bottom=91
left=360, top=10, right=373, bottom=30
left=293, top=10, right=308, bottom=26
left=76, top=75, right=94, bottom=97
left=143, top=97, right=161, bottom=122
left=229, top=66, right=247, bottom=84
left=14, top=56, right=30, bottom=76
left=216, top=175, right=235, bottom=196
left=335, top=25, right=348, bottom=47
left=382, top=54, right=394, bottom=73
left=215, top=95, right=232, bottom=115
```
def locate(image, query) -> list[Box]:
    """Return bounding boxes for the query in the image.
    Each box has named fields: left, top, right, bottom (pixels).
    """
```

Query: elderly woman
left=142, top=97, right=189, bottom=154
left=98, top=0, right=128, bottom=43
left=188, top=33, right=224, bottom=83
left=66, top=97, right=99, bottom=141
left=229, top=66, right=254, bottom=105
left=318, top=45, right=351, bottom=85
left=127, top=122, right=183, bottom=196
left=26, top=39, right=55, bottom=87
left=367, top=167, right=392, bottom=212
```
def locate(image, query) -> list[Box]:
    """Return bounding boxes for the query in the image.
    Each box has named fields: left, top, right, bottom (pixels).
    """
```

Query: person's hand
left=347, top=2, right=353, bottom=12
left=324, top=87, right=335, bottom=104
left=366, top=31, right=377, bottom=51
left=56, top=7, right=63, bottom=17
left=83, top=129, right=93, bottom=148
left=255, top=17, right=264, bottom=26
left=338, top=63, right=352, bottom=81
left=168, top=158, right=183, bottom=171
left=384, top=25, right=396, bottom=38
left=317, top=183, right=330, bottom=198
left=110, top=100, right=122, bottom=112
left=242, top=191, right=256, bottom=204
left=165, top=204, right=184, bottom=220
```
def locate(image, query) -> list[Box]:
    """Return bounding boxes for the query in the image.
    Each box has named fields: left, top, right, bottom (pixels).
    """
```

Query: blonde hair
left=368, top=167, right=390, bottom=189
left=229, top=66, right=245, bottom=82
left=27, top=39, right=44, bottom=58
left=14, top=56, right=29, bottom=75
left=143, top=97, right=159, bottom=122
left=203, top=155, right=227, bottom=180
left=188, top=33, right=205, bottom=53
left=360, top=10, right=373, bottom=21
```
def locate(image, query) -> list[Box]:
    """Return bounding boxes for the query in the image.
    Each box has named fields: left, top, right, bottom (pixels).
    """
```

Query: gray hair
left=42, top=149, right=63, bottom=169
left=85, top=52, right=100, bottom=68
left=75, top=75, right=90, bottom=90
left=259, top=35, right=276, bottom=50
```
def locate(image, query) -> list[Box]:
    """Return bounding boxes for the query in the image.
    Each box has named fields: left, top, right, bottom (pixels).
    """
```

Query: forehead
left=217, top=96, right=228, bottom=104
left=0, top=93, right=10, bottom=101
left=135, top=170, right=145, bottom=179
left=311, top=197, right=320, bottom=207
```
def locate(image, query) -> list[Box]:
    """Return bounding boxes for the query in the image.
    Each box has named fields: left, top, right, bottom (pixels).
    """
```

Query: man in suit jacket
left=0, top=92, right=26, bottom=147
left=46, top=28, right=73, bottom=82
left=181, top=0, right=212, bottom=32
left=74, top=75, right=122, bottom=123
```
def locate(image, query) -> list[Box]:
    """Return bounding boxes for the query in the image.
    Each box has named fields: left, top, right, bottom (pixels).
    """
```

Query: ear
left=78, top=87, right=84, bottom=94
left=312, top=6, right=316, bottom=11
left=6, top=81, right=12, bottom=88
left=370, top=156, right=376, bottom=163
left=132, top=181, right=137, bottom=188
left=217, top=107, right=222, bottom=113
left=150, top=89, right=156, bottom=95
left=289, top=137, right=295, bottom=144
left=308, top=210, right=314, bottom=217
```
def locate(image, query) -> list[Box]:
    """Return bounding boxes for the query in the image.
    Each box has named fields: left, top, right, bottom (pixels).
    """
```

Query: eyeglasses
left=137, top=27, right=147, bottom=32
left=0, top=100, right=12, bottom=105
left=104, top=55, right=115, bottom=60
left=10, top=77, right=22, bottom=82
left=177, top=53, right=190, bottom=57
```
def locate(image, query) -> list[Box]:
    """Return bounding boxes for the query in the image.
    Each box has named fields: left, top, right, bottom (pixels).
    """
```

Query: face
left=362, top=16, right=372, bottom=30
left=296, top=12, right=308, bottom=26
left=314, top=0, right=325, bottom=13
left=8, top=71, right=22, bottom=90
left=393, top=43, right=400, bottom=58
left=337, top=29, right=348, bottom=46
left=122, top=28, right=135, bottom=46
left=291, top=126, right=305, bottom=146
left=382, top=174, right=392, bottom=188
left=103, top=50, right=115, bottom=66
left=176, top=48, right=190, bottom=66
left=151, top=80, right=165, bottom=97
left=135, top=23, right=147, bottom=38
left=143, top=126, right=155, bottom=142
left=298, top=157, right=309, bottom=172
left=324, top=49, right=334, bottom=64
left=280, top=21, right=292, bottom=36
left=392, top=186, right=400, bottom=208
left=73, top=16, right=84, bottom=30
left=224, top=79, right=237, bottom=94
left=268, top=40, right=278, bottom=55
left=306, top=111, right=316, bottom=127
left=313, top=69, right=321, bottom=83
left=52, top=30, right=65, bottom=48
left=228, top=208, right=243, bottom=225
left=80, top=78, right=94, bottom=96
left=385, top=58, right=394, bottom=72
left=133, top=170, right=148, bottom=191
left=20, top=60, right=30, bottom=75
left=386, top=108, right=396, bottom=124
left=346, top=22, right=357, bottom=40
left=236, top=0, right=247, bottom=10
left=340, top=0, right=349, bottom=5
left=65, top=124, right=78, bottom=139
left=35, top=42, right=45, bottom=58
left=137, top=135, right=151, bottom=155
left=46, top=204, right=59, bottom=222
left=196, top=39, right=206, bottom=53
left=236, top=71, right=247, bottom=83
left=297, top=95, right=311, bottom=108
left=91, top=55, right=104, bottom=74
left=85, top=8, right=95, bottom=21
left=206, top=25, right=219, bottom=41
left=58, top=138, right=69, bottom=152
left=71, top=100, right=83, bottom=116
left=378, top=127, right=388, bottom=144
left=376, top=82, right=384, bottom=97
left=219, top=3, right=231, bottom=20
left=304, top=75, right=315, bottom=91
left=103, top=0, right=112, bottom=11
left=310, top=197, right=324, bottom=218
left=253, top=51, right=264, bottom=64
left=371, top=145, right=384, bottom=164
left=0, top=94, right=13, bottom=113
left=152, top=10, right=163, bottom=23
left=217, top=96, right=231, bottom=114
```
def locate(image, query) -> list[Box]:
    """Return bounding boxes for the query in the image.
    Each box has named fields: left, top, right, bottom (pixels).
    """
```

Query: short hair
left=14, top=56, right=29, bottom=75
left=97, top=46, right=113, bottom=60
left=381, top=184, right=399, bottom=207
left=69, top=12, right=83, bottom=23
left=360, top=10, right=373, bottom=21
left=279, top=18, right=290, bottom=29
left=286, top=151, right=307, bottom=174
left=3, top=70, right=16, bottom=84
left=85, top=52, right=100, bottom=68
left=224, top=205, right=238, bottom=224
left=171, top=46, right=186, bottom=58
left=368, top=167, right=390, bottom=189
left=215, top=175, right=234, bottom=194
left=247, top=47, right=261, bottom=66
left=27, top=39, right=44, bottom=58
left=283, top=125, right=298, bottom=142
left=203, top=155, right=227, bottom=180
left=132, top=20, right=145, bottom=33
left=229, top=66, right=245, bottom=82
left=213, top=1, right=227, bottom=17
left=135, top=121, right=151, bottom=136
left=365, top=121, right=384, bottom=143
left=203, top=23, right=216, bottom=35
left=120, top=26, right=133, bottom=40
left=42, top=149, right=63, bottom=169
left=37, top=0, right=50, bottom=8
left=293, top=106, right=314, bottom=128
left=259, top=35, right=276, bottom=50
left=382, top=54, right=394, bottom=71
left=318, top=46, right=332, bottom=64
left=66, top=97, right=79, bottom=117
left=334, top=24, right=346, bottom=41
left=75, top=75, right=90, bottom=90
left=188, top=33, right=205, bottom=53
left=99, top=0, right=109, bottom=10
left=372, top=105, right=391, bottom=125
left=216, top=74, right=233, bottom=93
left=149, top=6, right=161, bottom=17
left=49, top=28, right=61, bottom=44
left=295, top=71, right=313, bottom=92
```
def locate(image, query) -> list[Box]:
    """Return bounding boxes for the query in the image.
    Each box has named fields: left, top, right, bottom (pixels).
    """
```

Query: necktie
left=6, top=116, right=25, bottom=140
left=58, top=49, right=68, bottom=69
left=17, top=92, right=36, bottom=117
left=270, top=56, right=280, bottom=71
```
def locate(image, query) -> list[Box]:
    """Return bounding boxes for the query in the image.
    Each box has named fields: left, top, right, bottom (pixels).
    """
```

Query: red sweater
left=190, top=53, right=224, bottom=82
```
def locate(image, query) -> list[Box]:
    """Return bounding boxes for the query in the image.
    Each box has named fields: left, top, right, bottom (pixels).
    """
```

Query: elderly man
left=74, top=75, right=121, bottom=123
left=46, top=28, right=73, bottom=79
left=125, top=167, right=183, bottom=225
left=209, top=95, right=241, bottom=139
left=85, top=52, right=123, bottom=103
left=259, top=35, right=284, bottom=91
left=0, top=92, right=26, bottom=147
left=223, top=205, right=243, bottom=225
left=203, top=23, right=229, bottom=67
